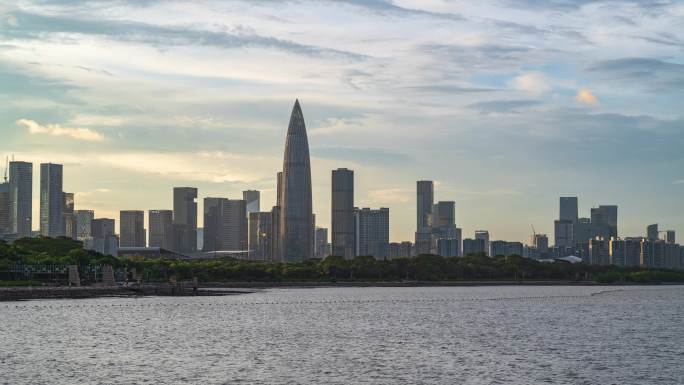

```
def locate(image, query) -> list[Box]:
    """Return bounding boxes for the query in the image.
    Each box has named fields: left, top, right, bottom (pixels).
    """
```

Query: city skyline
left=0, top=1, right=683, bottom=242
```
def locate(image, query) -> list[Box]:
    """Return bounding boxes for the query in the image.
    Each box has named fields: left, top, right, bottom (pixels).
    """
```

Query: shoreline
left=2, top=280, right=681, bottom=301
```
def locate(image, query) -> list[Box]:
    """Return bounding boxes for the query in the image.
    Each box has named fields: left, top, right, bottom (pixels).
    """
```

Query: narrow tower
left=279, top=99, right=313, bottom=261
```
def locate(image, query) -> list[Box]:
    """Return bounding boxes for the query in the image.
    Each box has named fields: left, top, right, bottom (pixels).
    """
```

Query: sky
left=0, top=0, right=683, bottom=243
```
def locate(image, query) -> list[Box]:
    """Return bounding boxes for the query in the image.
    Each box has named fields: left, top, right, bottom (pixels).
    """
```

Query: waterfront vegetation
left=1, top=237, right=684, bottom=284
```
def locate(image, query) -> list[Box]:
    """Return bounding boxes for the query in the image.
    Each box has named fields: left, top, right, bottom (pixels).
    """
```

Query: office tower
left=490, top=240, right=507, bottom=257
left=432, top=201, right=455, bottom=228
left=463, top=238, right=486, bottom=256
left=39, top=163, right=64, bottom=237
left=414, top=181, right=438, bottom=254
left=490, top=240, right=524, bottom=257
left=62, top=192, right=76, bottom=239
left=507, top=242, right=524, bottom=256
left=474, top=230, right=490, bottom=256
left=354, top=207, right=389, bottom=260
left=173, top=187, right=198, bottom=253
left=574, top=217, right=609, bottom=244
left=203, top=198, right=247, bottom=252
left=665, top=230, right=675, bottom=244
left=9, top=161, right=32, bottom=238
left=75, top=210, right=94, bottom=240
left=270, top=205, right=281, bottom=261
left=276, top=172, right=283, bottom=206
left=559, top=197, right=578, bottom=223
left=647, top=224, right=659, bottom=241
left=243, top=190, right=260, bottom=215
left=90, top=218, right=118, bottom=256
left=437, top=238, right=460, bottom=257
left=279, top=100, right=313, bottom=262
left=554, top=220, right=573, bottom=247
left=119, top=210, right=145, bottom=247
left=389, top=241, right=414, bottom=258
left=590, top=205, right=618, bottom=238
left=314, top=227, right=328, bottom=258
left=414, top=231, right=432, bottom=256
left=148, top=210, right=173, bottom=248
left=0, top=181, right=8, bottom=236
left=416, top=180, right=434, bottom=231
left=332, top=168, right=355, bottom=259
left=249, top=211, right=272, bottom=260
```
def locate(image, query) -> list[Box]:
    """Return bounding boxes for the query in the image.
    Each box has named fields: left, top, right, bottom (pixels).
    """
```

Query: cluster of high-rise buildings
left=546, top=197, right=681, bottom=269
left=1, top=100, right=682, bottom=269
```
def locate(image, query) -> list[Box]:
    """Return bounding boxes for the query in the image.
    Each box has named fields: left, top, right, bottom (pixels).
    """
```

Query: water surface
left=1, top=285, right=683, bottom=384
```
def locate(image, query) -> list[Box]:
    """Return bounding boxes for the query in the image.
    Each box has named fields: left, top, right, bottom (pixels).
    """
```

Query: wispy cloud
left=510, top=72, right=550, bottom=95
left=674, top=180, right=684, bottom=185
left=576, top=88, right=598, bottom=106
left=17, top=118, right=105, bottom=141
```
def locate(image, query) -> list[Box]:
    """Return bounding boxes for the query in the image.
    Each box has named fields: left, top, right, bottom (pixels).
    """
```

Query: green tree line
left=1, top=237, right=684, bottom=284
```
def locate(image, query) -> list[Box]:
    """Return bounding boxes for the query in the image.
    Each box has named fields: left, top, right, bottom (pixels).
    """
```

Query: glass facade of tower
left=279, top=100, right=313, bottom=262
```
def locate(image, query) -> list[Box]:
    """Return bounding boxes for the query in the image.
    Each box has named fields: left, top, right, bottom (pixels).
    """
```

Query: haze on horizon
left=0, top=0, right=682, bottom=243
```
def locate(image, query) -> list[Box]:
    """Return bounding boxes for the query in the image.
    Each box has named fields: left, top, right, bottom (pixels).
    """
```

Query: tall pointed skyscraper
left=279, top=99, right=313, bottom=262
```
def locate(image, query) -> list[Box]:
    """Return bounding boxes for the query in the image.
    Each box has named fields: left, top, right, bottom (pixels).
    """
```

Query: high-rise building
left=463, top=238, right=486, bottom=256
left=331, top=168, right=355, bottom=259
left=90, top=218, right=118, bottom=256
left=389, top=241, right=414, bottom=258
left=432, top=201, right=455, bottom=228
left=243, top=190, right=260, bottom=216
left=554, top=219, right=573, bottom=248
left=610, top=237, right=642, bottom=267
left=0, top=181, right=9, bottom=236
left=436, top=238, right=460, bottom=257
left=474, top=230, right=490, bottom=256
left=63, top=192, right=76, bottom=239
left=314, top=227, right=328, bottom=258
left=665, top=230, right=676, bottom=244
left=590, top=205, right=618, bottom=238
left=588, top=238, right=609, bottom=265
left=148, top=209, right=173, bottom=248
left=75, top=210, right=94, bottom=240
left=416, top=180, right=434, bottom=231
left=9, top=161, right=32, bottom=238
left=270, top=205, right=281, bottom=261
left=249, top=211, right=272, bottom=260
left=574, top=217, right=609, bottom=244
left=559, top=197, right=578, bottom=223
left=203, top=198, right=247, bottom=252
left=276, top=172, right=283, bottom=206
left=173, top=187, right=198, bottom=253
left=354, top=207, right=389, bottom=260
left=647, top=224, right=659, bottom=241
left=641, top=239, right=666, bottom=268
left=119, top=210, right=145, bottom=247
left=490, top=240, right=523, bottom=257
left=40, top=163, right=64, bottom=237
left=279, top=100, right=313, bottom=262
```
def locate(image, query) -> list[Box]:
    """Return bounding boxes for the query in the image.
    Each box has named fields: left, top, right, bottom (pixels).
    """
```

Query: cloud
left=3, top=10, right=367, bottom=60
left=586, top=58, right=684, bottom=91
left=367, top=188, right=413, bottom=204
left=468, top=100, right=540, bottom=113
left=510, top=72, right=550, bottom=95
left=17, top=118, right=105, bottom=141
left=575, top=88, right=598, bottom=105
left=674, top=180, right=684, bottom=185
